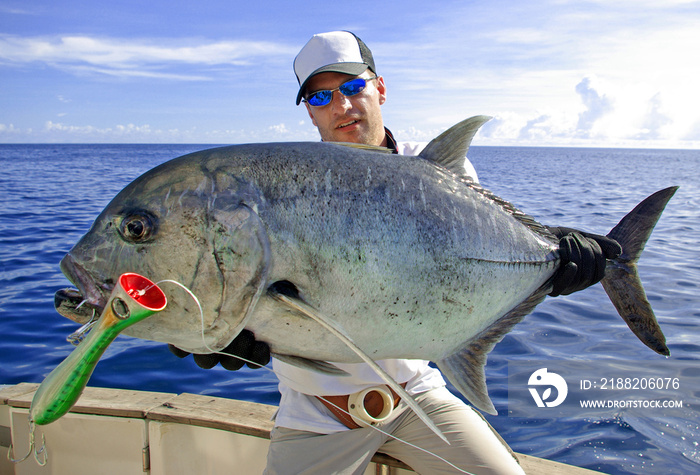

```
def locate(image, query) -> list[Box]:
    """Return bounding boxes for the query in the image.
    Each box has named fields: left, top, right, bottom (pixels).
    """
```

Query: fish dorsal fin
left=419, top=115, right=492, bottom=175
left=328, top=142, right=393, bottom=153
left=422, top=115, right=553, bottom=240
left=437, top=286, right=549, bottom=415
left=268, top=288, right=448, bottom=443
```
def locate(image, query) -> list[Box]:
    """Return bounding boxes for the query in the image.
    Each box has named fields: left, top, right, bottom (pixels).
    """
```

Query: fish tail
left=601, top=186, right=679, bottom=356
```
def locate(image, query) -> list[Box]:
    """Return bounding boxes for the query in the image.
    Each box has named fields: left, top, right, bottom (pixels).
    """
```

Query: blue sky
left=1, top=0, right=699, bottom=147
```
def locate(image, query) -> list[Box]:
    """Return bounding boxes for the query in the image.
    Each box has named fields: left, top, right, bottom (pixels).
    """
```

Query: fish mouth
left=55, top=288, right=99, bottom=324
left=54, top=256, right=113, bottom=324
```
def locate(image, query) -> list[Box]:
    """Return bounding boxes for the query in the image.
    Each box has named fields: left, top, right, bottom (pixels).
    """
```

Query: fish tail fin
left=601, top=186, right=679, bottom=356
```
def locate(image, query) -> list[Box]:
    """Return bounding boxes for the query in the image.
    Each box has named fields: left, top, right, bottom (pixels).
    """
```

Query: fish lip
left=54, top=288, right=98, bottom=324
left=58, top=255, right=113, bottom=313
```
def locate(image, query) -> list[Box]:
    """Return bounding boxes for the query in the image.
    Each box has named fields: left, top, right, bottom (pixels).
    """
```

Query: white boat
left=1, top=383, right=604, bottom=474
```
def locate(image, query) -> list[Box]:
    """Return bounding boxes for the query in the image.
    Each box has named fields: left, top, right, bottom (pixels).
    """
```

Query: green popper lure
left=30, top=273, right=167, bottom=425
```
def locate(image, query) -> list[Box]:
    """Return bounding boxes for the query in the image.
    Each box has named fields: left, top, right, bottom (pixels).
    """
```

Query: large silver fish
left=55, top=116, right=676, bottom=416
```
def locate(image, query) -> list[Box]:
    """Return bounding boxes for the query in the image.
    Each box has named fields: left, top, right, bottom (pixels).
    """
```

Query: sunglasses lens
left=339, top=78, right=367, bottom=96
left=305, top=78, right=371, bottom=106
left=307, top=90, right=332, bottom=107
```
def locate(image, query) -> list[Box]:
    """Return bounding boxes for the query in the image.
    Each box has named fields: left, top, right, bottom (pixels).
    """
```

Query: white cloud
left=2, top=2, right=698, bottom=148
left=45, top=121, right=153, bottom=136
left=268, top=123, right=289, bottom=135
left=0, top=119, right=321, bottom=144
left=378, top=1, right=700, bottom=148
left=684, top=120, right=700, bottom=141
left=34, top=121, right=191, bottom=143
left=0, top=35, right=292, bottom=65
left=63, top=64, right=213, bottom=81
left=0, top=34, right=296, bottom=79
left=0, top=5, right=37, bottom=15
left=636, top=93, right=673, bottom=140
left=575, top=77, right=614, bottom=136
left=0, top=123, right=22, bottom=133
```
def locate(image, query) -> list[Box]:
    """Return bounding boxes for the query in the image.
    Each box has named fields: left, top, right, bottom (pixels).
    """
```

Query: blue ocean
left=1, top=143, right=698, bottom=474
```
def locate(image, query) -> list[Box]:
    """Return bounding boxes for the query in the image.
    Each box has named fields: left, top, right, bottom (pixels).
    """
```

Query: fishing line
left=158, top=279, right=475, bottom=475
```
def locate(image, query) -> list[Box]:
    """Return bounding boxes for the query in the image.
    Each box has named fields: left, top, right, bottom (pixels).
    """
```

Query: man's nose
left=329, top=90, right=352, bottom=111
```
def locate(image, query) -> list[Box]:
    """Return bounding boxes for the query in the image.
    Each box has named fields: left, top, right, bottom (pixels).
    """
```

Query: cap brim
left=296, top=63, right=369, bottom=105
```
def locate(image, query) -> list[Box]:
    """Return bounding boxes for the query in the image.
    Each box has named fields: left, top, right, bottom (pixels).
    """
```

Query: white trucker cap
left=294, top=31, right=376, bottom=105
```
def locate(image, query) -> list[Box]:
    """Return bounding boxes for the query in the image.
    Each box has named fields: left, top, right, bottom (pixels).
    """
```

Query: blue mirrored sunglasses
left=303, top=77, right=378, bottom=107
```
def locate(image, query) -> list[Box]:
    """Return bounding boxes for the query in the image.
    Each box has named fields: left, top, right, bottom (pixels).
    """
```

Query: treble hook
left=66, top=308, right=98, bottom=346
left=34, top=432, right=48, bottom=466
left=7, top=420, right=48, bottom=466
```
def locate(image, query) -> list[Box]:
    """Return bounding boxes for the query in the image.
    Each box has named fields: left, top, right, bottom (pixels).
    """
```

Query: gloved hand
left=168, top=329, right=271, bottom=370
left=546, top=226, right=622, bottom=297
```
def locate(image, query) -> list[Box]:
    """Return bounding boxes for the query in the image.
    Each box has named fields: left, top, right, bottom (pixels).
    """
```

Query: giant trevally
left=54, top=116, right=676, bottom=420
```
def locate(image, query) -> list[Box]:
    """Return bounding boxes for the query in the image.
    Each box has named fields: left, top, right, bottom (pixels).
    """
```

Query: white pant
left=264, top=387, right=524, bottom=475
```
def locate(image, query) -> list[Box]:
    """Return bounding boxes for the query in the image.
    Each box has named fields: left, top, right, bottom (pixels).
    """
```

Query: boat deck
left=1, top=383, right=605, bottom=474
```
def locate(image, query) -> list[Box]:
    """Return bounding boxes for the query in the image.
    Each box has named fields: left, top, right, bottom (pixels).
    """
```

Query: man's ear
left=304, top=102, right=318, bottom=127
left=376, top=76, right=387, bottom=106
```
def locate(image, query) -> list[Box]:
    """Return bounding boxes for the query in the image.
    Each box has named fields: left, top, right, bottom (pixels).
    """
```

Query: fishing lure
left=29, top=273, right=167, bottom=425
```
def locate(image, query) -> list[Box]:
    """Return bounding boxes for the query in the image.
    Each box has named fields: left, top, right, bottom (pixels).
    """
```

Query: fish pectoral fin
left=272, top=354, right=350, bottom=376
left=439, top=287, right=550, bottom=415
left=211, top=204, right=271, bottom=345
left=268, top=289, right=448, bottom=444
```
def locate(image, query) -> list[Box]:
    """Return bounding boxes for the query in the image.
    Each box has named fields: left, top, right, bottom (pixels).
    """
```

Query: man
left=173, top=31, right=620, bottom=474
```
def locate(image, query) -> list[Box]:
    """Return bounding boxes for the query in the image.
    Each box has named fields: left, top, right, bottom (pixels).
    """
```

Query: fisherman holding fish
left=169, top=31, right=621, bottom=474
left=29, top=21, right=671, bottom=473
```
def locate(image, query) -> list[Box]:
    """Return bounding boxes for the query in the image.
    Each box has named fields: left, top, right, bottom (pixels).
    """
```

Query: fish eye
left=118, top=212, right=156, bottom=243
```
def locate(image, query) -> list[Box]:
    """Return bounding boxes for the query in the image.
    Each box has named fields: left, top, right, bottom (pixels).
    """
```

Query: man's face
left=303, top=71, right=387, bottom=146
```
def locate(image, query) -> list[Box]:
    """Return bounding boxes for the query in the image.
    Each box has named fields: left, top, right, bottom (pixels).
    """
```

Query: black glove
left=168, top=329, right=271, bottom=370
left=546, top=226, right=622, bottom=297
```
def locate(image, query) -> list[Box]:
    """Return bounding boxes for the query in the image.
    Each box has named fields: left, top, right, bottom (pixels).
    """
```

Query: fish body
left=55, top=116, right=675, bottom=414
